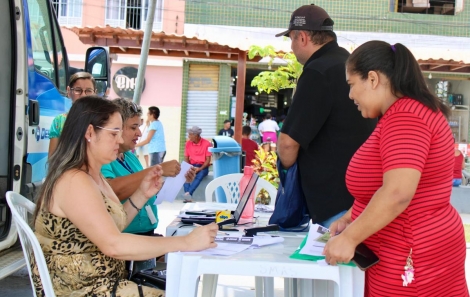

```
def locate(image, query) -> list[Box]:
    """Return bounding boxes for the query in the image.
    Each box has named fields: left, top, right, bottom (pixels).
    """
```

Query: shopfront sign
left=112, top=66, right=146, bottom=98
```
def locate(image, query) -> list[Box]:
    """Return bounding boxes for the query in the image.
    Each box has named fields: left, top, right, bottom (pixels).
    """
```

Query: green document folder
left=289, top=234, right=356, bottom=267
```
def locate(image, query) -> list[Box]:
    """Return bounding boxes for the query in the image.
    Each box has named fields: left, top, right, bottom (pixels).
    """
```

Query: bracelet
left=128, top=197, right=141, bottom=212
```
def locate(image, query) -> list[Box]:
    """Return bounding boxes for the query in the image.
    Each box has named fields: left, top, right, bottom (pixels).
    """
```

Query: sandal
left=183, top=199, right=193, bottom=203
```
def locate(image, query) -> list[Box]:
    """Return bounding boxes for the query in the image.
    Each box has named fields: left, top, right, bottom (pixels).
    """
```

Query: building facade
left=59, top=0, right=470, bottom=161
left=60, top=0, right=186, bottom=162
left=182, top=0, right=470, bottom=149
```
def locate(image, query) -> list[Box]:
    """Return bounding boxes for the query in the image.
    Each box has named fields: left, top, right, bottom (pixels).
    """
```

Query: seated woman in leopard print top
left=32, top=96, right=218, bottom=296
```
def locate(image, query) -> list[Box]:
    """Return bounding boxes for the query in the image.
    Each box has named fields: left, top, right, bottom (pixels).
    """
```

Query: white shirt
left=258, top=119, right=279, bottom=133
left=139, top=123, right=149, bottom=142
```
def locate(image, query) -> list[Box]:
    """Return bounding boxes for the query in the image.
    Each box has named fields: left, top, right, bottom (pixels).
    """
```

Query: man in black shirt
left=218, top=119, right=234, bottom=137
left=276, top=4, right=376, bottom=227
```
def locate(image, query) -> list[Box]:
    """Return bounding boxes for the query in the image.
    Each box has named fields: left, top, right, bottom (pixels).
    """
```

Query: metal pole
left=234, top=51, right=247, bottom=145
left=133, top=0, right=157, bottom=104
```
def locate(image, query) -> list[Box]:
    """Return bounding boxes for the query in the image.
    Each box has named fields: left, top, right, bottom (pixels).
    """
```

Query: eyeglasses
left=129, top=101, right=142, bottom=113
left=71, top=87, right=96, bottom=96
left=95, top=126, right=123, bottom=139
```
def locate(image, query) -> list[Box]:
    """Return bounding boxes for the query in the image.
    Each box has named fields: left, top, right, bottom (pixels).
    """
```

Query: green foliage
left=248, top=45, right=303, bottom=94
left=251, top=148, right=279, bottom=205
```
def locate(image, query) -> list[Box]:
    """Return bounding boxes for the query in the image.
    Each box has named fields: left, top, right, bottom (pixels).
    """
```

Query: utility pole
left=133, top=0, right=157, bottom=104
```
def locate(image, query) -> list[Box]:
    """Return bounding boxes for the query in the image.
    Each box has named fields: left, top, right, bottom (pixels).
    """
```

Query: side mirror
left=85, top=47, right=111, bottom=97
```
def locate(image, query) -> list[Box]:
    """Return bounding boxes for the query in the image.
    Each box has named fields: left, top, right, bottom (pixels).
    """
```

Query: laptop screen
left=233, top=173, right=259, bottom=223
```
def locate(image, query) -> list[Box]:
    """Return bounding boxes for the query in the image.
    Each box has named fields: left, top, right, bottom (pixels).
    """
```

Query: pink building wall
left=82, top=0, right=106, bottom=27
left=163, top=0, right=186, bottom=34
left=62, top=28, right=90, bottom=56
left=108, top=64, right=183, bottom=107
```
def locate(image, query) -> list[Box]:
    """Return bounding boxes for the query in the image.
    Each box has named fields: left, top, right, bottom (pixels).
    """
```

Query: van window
left=27, top=0, right=66, bottom=92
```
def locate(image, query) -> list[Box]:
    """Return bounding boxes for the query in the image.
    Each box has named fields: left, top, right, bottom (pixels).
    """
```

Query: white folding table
left=165, top=203, right=364, bottom=297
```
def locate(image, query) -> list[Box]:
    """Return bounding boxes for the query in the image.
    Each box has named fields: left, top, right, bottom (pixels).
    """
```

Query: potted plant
left=251, top=148, right=279, bottom=205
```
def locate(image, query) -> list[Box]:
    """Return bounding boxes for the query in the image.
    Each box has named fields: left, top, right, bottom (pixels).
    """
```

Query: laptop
left=180, top=173, right=259, bottom=226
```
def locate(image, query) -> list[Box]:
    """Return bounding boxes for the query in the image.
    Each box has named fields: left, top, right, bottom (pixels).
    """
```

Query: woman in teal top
left=101, top=98, right=196, bottom=234
left=48, top=72, right=96, bottom=157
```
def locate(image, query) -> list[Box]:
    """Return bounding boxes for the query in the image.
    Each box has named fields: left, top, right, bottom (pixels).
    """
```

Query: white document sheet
left=299, top=224, right=330, bottom=256
left=184, top=235, right=284, bottom=256
left=154, top=161, right=192, bottom=205
left=251, top=235, right=284, bottom=248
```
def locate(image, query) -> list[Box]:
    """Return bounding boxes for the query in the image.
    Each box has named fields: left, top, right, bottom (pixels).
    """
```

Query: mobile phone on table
left=352, top=243, right=380, bottom=271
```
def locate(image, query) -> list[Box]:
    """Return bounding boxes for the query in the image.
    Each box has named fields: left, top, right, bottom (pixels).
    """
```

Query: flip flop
left=183, top=199, right=193, bottom=203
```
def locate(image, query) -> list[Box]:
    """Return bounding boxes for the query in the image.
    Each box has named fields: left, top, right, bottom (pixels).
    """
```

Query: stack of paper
left=299, top=224, right=330, bottom=256
left=154, top=162, right=192, bottom=205
left=185, top=235, right=284, bottom=256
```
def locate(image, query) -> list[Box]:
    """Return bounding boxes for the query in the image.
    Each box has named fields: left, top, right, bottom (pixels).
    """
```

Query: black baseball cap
left=275, top=4, right=334, bottom=37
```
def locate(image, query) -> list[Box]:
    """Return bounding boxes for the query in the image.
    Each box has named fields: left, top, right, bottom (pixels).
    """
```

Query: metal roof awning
left=185, top=24, right=470, bottom=75
left=66, top=25, right=253, bottom=144
left=417, top=59, right=470, bottom=74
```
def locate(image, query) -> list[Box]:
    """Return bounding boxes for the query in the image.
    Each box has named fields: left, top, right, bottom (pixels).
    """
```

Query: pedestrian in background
left=218, top=119, right=234, bottom=137
left=258, top=113, right=279, bottom=143
left=136, top=106, right=166, bottom=166
left=453, top=147, right=465, bottom=186
left=276, top=4, right=376, bottom=228
left=183, top=126, right=212, bottom=202
left=241, top=125, right=259, bottom=167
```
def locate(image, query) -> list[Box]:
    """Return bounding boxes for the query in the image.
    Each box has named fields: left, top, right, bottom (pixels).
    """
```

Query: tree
left=248, top=45, right=303, bottom=94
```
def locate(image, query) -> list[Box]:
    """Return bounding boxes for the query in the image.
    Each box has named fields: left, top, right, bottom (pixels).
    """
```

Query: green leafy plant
left=251, top=148, right=279, bottom=205
left=248, top=45, right=303, bottom=94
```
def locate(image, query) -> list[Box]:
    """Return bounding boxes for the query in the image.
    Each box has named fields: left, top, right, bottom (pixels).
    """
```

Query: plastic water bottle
left=239, top=166, right=256, bottom=224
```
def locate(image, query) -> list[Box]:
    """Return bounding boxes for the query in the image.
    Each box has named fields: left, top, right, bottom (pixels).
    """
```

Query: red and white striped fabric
left=346, top=98, right=469, bottom=297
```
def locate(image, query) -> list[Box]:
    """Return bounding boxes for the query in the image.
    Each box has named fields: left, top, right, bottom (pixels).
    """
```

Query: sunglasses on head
left=129, top=101, right=142, bottom=113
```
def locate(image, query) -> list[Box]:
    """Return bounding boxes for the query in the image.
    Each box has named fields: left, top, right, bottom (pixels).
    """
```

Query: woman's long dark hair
left=34, top=96, right=120, bottom=220
left=346, top=41, right=449, bottom=117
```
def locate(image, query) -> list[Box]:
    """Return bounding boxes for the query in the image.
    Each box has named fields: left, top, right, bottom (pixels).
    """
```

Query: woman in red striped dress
left=323, top=41, right=468, bottom=296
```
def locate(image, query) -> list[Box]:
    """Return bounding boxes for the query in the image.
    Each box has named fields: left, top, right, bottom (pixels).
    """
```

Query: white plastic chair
left=205, top=173, right=277, bottom=205
left=6, top=191, right=56, bottom=297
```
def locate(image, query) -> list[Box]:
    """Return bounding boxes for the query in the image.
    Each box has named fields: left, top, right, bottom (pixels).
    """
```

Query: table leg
left=262, top=277, right=274, bottom=297
left=298, top=279, right=314, bottom=297
left=284, top=278, right=295, bottom=297
left=201, top=274, right=219, bottom=297
left=166, top=253, right=183, bottom=297
left=312, top=279, right=337, bottom=297
left=168, top=254, right=201, bottom=297
left=255, top=276, right=263, bottom=297
left=339, top=266, right=364, bottom=297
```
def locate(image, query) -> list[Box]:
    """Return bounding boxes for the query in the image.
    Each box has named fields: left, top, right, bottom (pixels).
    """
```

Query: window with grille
left=390, top=0, right=463, bottom=15
left=51, top=0, right=82, bottom=25
left=105, top=0, right=163, bottom=30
